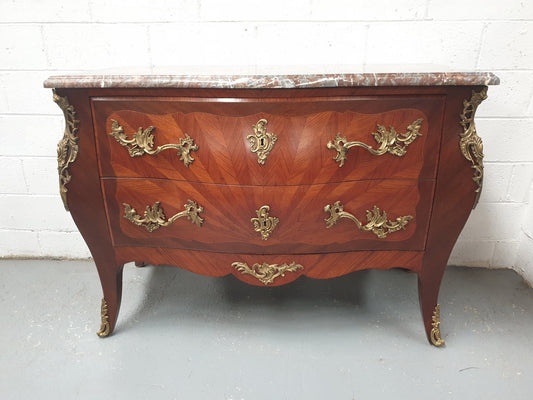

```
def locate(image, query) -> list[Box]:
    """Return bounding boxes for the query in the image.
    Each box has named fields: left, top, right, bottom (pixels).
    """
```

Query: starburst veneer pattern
left=45, top=72, right=498, bottom=346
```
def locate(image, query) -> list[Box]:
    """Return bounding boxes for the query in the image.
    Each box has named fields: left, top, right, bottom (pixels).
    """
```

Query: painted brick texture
left=0, top=0, right=532, bottom=281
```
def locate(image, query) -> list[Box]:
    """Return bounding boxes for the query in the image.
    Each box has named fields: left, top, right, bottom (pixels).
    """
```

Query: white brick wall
left=515, top=184, right=533, bottom=284
left=0, top=0, right=532, bottom=283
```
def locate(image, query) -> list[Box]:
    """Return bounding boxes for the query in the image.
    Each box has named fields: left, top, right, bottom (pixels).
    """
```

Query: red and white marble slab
left=44, top=71, right=499, bottom=89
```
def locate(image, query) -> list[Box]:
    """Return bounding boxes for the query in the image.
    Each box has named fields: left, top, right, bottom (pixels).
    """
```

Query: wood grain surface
left=116, top=247, right=424, bottom=286
left=103, top=178, right=433, bottom=253
left=92, top=95, right=444, bottom=185
left=52, top=85, right=487, bottom=340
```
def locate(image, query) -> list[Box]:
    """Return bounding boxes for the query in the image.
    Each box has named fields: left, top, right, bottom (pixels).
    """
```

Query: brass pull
left=324, top=201, right=412, bottom=239
left=247, top=119, right=277, bottom=165
left=109, top=119, right=198, bottom=167
left=123, top=200, right=203, bottom=232
left=326, top=118, right=423, bottom=167
left=232, top=262, right=304, bottom=285
left=251, top=205, right=279, bottom=240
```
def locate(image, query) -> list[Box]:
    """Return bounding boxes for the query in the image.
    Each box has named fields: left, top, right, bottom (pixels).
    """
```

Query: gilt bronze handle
left=109, top=119, right=198, bottom=167
left=123, top=200, right=204, bottom=232
left=327, top=118, right=423, bottom=167
left=324, top=201, right=412, bottom=239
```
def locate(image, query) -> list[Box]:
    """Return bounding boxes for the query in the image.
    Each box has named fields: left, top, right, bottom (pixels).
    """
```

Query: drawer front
left=103, top=178, right=434, bottom=253
left=93, top=96, right=444, bottom=185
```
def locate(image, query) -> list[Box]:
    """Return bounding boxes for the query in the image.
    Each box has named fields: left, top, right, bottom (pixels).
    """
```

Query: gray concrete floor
left=0, top=260, right=532, bottom=399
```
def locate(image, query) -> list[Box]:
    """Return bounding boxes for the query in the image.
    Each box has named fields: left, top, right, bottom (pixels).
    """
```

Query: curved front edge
left=418, top=86, right=490, bottom=347
left=51, top=89, right=125, bottom=338
left=115, top=247, right=424, bottom=287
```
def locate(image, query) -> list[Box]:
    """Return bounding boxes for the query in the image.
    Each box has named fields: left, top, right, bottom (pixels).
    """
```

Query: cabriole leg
left=95, top=263, right=124, bottom=338
left=418, top=273, right=445, bottom=347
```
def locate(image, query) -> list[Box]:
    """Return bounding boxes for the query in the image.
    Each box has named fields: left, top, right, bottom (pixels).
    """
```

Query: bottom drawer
left=102, top=178, right=434, bottom=253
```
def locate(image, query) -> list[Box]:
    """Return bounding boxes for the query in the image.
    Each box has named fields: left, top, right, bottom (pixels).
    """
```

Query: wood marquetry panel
left=102, top=178, right=434, bottom=253
left=92, top=96, right=444, bottom=185
left=116, top=247, right=425, bottom=286
left=49, top=82, right=495, bottom=341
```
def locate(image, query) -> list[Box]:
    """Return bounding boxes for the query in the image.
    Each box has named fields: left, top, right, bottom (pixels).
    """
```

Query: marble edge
left=44, top=72, right=500, bottom=89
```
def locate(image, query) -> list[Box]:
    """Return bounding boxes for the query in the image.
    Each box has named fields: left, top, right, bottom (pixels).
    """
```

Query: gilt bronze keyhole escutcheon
left=247, top=119, right=277, bottom=165
left=251, top=205, right=279, bottom=240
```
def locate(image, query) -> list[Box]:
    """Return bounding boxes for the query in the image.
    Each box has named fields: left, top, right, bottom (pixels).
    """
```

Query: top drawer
left=92, top=95, right=444, bottom=185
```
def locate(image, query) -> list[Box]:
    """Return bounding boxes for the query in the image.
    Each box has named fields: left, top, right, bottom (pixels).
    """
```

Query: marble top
left=44, top=71, right=499, bottom=89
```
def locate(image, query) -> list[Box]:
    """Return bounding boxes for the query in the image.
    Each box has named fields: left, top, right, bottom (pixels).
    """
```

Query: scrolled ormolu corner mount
left=54, top=90, right=80, bottom=211
left=251, top=205, right=279, bottom=240
left=109, top=119, right=198, bottom=167
left=324, top=201, right=412, bottom=239
left=327, top=118, right=423, bottom=167
left=460, top=88, right=487, bottom=208
left=232, top=261, right=304, bottom=285
left=123, top=200, right=204, bottom=232
left=247, top=119, right=277, bottom=165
